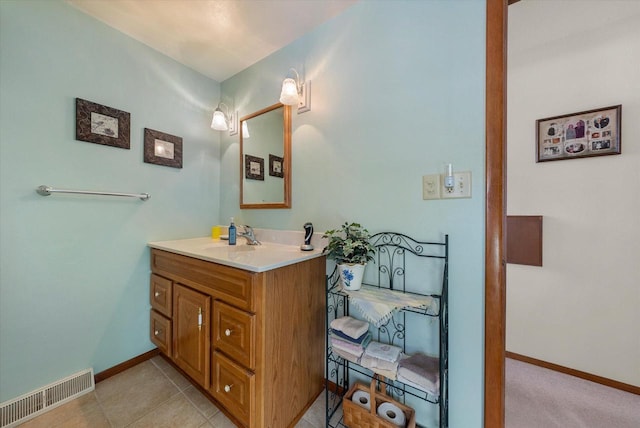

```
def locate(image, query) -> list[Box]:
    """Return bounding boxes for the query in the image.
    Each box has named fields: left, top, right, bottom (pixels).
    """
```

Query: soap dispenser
left=228, top=217, right=237, bottom=245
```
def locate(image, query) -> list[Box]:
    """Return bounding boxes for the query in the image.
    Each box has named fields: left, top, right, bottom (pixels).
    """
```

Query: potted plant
left=323, top=222, right=375, bottom=291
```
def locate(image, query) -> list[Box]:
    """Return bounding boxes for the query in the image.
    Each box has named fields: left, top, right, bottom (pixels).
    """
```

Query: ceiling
left=67, top=0, right=358, bottom=82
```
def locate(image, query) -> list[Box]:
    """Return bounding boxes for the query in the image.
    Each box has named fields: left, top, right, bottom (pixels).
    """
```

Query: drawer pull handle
left=154, top=329, right=162, bottom=336
left=224, top=384, right=233, bottom=393
left=224, top=329, right=232, bottom=337
left=154, top=291, right=161, bottom=297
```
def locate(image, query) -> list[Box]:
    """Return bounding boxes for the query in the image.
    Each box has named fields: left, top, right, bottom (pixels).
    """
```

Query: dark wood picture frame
left=244, top=155, right=264, bottom=180
left=269, top=154, right=284, bottom=178
left=536, top=104, right=621, bottom=162
left=76, top=98, right=130, bottom=149
left=143, top=128, right=183, bottom=168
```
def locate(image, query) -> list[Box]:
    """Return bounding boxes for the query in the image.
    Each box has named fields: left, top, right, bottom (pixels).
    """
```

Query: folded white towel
left=330, top=316, right=370, bottom=339
left=397, top=373, right=439, bottom=396
left=333, top=348, right=361, bottom=364
left=360, top=355, right=399, bottom=380
left=369, top=365, right=398, bottom=381
left=330, top=337, right=365, bottom=357
left=360, top=354, right=401, bottom=372
left=363, top=341, right=402, bottom=363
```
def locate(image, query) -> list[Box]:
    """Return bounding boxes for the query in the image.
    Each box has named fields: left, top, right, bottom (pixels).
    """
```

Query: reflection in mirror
left=240, top=103, right=291, bottom=209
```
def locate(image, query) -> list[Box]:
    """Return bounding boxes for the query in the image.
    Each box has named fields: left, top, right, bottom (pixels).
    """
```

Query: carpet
left=505, top=358, right=640, bottom=427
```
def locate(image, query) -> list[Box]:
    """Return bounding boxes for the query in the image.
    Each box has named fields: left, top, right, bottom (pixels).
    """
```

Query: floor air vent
left=0, top=368, right=94, bottom=428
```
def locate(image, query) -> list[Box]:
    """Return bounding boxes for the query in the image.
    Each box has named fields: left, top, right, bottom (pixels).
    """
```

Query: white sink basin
left=200, top=242, right=262, bottom=251
left=149, top=237, right=323, bottom=272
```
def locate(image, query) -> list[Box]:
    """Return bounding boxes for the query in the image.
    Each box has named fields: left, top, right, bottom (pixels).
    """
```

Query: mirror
left=240, top=103, right=291, bottom=209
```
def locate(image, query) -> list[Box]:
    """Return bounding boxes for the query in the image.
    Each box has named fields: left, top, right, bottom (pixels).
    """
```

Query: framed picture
left=269, top=154, right=284, bottom=178
left=76, top=98, right=130, bottom=149
left=143, top=128, right=183, bottom=168
left=536, top=105, right=621, bottom=162
left=244, top=155, right=264, bottom=180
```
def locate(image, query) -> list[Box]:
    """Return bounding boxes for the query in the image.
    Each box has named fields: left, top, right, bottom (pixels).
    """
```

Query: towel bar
left=36, top=185, right=150, bottom=201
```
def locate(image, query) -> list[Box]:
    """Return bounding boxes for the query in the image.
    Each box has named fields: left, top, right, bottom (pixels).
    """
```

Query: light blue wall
left=1, top=1, right=487, bottom=425
left=0, top=0, right=220, bottom=401
left=220, top=1, right=486, bottom=427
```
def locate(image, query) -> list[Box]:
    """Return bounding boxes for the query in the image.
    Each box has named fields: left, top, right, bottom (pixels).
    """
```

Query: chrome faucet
left=238, top=225, right=261, bottom=245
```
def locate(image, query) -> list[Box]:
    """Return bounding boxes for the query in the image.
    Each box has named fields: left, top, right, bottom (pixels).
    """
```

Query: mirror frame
left=239, top=103, right=291, bottom=209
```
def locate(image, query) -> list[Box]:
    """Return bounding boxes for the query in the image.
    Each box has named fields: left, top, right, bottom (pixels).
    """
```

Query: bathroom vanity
left=148, top=237, right=326, bottom=427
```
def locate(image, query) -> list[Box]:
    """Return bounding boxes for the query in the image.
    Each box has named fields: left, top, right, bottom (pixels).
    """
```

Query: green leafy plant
left=322, top=222, right=375, bottom=264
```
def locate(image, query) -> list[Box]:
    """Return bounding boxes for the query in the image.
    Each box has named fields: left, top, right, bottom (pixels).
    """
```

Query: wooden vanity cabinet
left=149, top=248, right=325, bottom=428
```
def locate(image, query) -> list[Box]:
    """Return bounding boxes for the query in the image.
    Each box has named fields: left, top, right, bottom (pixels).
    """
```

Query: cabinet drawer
left=151, top=249, right=255, bottom=311
left=150, top=274, right=172, bottom=317
left=150, top=310, right=172, bottom=357
left=211, top=352, right=254, bottom=427
left=213, top=301, right=255, bottom=370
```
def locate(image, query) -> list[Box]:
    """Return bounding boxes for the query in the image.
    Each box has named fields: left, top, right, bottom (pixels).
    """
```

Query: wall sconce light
left=211, top=102, right=229, bottom=131
left=211, top=102, right=238, bottom=135
left=279, top=68, right=311, bottom=113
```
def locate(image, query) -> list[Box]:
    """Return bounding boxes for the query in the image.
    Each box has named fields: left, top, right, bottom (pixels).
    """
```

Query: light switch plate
left=441, top=171, right=472, bottom=198
left=423, top=174, right=441, bottom=200
left=228, top=110, right=239, bottom=135
left=297, top=81, right=311, bottom=113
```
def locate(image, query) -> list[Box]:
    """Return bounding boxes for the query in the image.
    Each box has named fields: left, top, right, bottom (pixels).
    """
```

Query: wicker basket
left=343, top=376, right=416, bottom=428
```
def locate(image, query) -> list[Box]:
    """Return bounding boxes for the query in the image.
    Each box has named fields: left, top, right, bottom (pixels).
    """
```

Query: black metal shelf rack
left=325, top=232, right=449, bottom=428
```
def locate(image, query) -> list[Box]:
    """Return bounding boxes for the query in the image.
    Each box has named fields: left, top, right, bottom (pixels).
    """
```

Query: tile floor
left=18, top=356, right=336, bottom=428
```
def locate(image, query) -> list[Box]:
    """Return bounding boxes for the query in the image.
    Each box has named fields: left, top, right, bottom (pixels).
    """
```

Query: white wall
left=507, top=0, right=640, bottom=386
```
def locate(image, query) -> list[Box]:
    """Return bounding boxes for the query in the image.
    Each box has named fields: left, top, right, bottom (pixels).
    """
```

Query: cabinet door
left=173, top=283, right=211, bottom=389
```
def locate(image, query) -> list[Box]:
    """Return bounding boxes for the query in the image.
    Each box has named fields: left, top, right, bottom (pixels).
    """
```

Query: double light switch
left=422, top=171, right=472, bottom=200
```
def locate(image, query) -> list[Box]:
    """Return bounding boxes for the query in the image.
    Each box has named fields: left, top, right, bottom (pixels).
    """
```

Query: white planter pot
left=337, top=263, right=366, bottom=291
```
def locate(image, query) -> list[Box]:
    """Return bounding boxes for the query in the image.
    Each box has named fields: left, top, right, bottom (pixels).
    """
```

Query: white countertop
left=148, top=237, right=325, bottom=273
